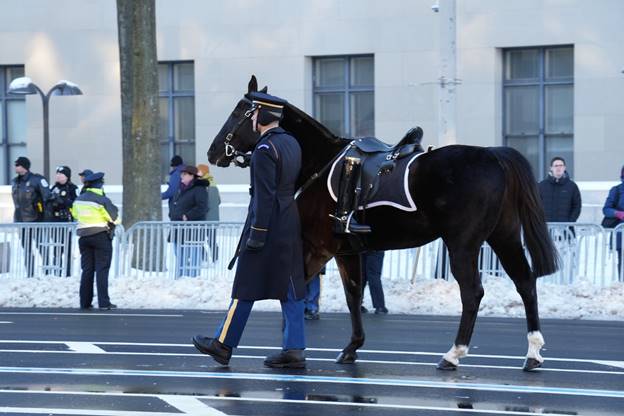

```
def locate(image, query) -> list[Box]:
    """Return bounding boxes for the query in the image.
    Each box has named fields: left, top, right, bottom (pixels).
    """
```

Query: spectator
left=47, top=165, right=78, bottom=276
left=11, top=156, right=51, bottom=277
left=602, top=165, right=624, bottom=281
left=361, top=251, right=388, bottom=314
left=169, top=165, right=209, bottom=277
left=304, top=266, right=326, bottom=320
left=197, top=163, right=221, bottom=263
left=78, top=169, right=93, bottom=195
left=162, top=155, right=184, bottom=213
left=71, top=172, right=120, bottom=310
left=538, top=157, right=581, bottom=222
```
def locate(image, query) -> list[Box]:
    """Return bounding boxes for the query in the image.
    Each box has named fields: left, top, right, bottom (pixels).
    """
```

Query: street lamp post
left=8, top=77, right=83, bottom=180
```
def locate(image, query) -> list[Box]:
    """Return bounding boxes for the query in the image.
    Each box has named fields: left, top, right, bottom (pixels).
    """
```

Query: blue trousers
left=173, top=242, right=202, bottom=277
left=362, top=250, right=386, bottom=309
left=304, top=274, right=321, bottom=313
left=214, top=283, right=305, bottom=350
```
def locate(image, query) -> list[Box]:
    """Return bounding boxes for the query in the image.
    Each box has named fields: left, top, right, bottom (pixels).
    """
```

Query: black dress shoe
left=360, top=305, right=369, bottom=314
left=192, top=335, right=232, bottom=366
left=374, top=307, right=388, bottom=314
left=80, top=305, right=93, bottom=310
left=98, top=303, right=117, bottom=310
left=264, top=349, right=306, bottom=369
left=304, top=310, right=320, bottom=320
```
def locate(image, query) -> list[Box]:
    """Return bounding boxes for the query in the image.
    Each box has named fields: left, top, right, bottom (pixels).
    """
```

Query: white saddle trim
left=326, top=150, right=423, bottom=212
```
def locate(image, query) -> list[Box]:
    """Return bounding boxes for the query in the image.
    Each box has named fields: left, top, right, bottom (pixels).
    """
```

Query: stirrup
left=330, top=212, right=371, bottom=234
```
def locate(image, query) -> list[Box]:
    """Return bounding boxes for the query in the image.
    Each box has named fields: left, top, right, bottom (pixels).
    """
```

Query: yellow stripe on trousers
left=218, top=299, right=238, bottom=344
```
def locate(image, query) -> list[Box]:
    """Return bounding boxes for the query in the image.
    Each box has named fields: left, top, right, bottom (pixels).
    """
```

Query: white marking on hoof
left=527, top=331, right=545, bottom=363
left=442, top=344, right=469, bottom=366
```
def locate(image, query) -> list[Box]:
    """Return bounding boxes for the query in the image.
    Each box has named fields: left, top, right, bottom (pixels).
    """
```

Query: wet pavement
left=0, top=308, right=622, bottom=415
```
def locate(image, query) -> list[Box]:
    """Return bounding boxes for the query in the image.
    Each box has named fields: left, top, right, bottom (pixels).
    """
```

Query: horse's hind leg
left=489, top=236, right=544, bottom=371
left=334, top=253, right=365, bottom=364
left=437, top=244, right=484, bottom=371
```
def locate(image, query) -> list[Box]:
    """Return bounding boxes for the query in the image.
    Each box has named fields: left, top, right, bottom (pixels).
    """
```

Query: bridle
left=223, top=100, right=257, bottom=167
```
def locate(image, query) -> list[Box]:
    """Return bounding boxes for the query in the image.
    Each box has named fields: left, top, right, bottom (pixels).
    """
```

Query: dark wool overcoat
left=231, top=127, right=306, bottom=301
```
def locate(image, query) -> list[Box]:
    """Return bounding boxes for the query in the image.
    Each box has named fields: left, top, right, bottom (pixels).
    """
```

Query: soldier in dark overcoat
left=193, top=92, right=307, bottom=368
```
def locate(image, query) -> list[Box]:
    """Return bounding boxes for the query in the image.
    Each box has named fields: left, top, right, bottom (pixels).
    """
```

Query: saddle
left=343, top=127, right=424, bottom=207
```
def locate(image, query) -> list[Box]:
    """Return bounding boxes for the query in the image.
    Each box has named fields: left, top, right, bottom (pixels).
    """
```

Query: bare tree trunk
left=117, top=0, right=164, bottom=271
left=117, top=0, right=161, bottom=227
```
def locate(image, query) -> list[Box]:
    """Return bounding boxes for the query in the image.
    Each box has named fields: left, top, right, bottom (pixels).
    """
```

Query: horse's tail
left=490, top=147, right=559, bottom=277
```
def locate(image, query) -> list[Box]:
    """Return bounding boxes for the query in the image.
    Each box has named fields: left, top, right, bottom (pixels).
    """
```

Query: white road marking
left=0, top=388, right=607, bottom=416
left=1, top=366, right=623, bottom=398
left=0, top=321, right=12, bottom=324
left=0, top=312, right=183, bottom=317
left=594, top=360, right=624, bottom=369
left=0, top=349, right=621, bottom=376
left=1, top=339, right=622, bottom=369
left=66, top=342, right=106, bottom=354
left=160, top=395, right=228, bottom=415
left=0, top=407, right=189, bottom=416
left=205, top=395, right=597, bottom=416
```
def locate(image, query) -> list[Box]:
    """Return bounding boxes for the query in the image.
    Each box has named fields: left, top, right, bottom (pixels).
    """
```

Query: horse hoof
left=336, top=351, right=358, bottom=364
left=523, top=358, right=542, bottom=372
left=436, top=358, right=458, bottom=371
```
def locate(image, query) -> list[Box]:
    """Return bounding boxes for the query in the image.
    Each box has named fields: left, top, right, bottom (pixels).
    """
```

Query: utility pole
left=433, top=0, right=459, bottom=146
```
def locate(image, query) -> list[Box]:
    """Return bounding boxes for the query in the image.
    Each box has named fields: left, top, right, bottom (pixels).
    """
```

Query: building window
left=503, top=46, right=574, bottom=179
left=313, top=55, right=374, bottom=138
left=0, top=65, right=26, bottom=184
left=158, top=61, right=195, bottom=181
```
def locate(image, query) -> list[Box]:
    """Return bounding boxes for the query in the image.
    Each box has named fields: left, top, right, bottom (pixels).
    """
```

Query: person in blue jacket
left=193, top=92, right=307, bottom=368
left=161, top=155, right=184, bottom=211
left=602, top=165, right=624, bottom=281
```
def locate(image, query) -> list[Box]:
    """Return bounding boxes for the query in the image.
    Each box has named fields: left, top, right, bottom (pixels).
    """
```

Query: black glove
left=234, top=153, right=252, bottom=168
left=246, top=238, right=265, bottom=251
left=246, top=227, right=267, bottom=251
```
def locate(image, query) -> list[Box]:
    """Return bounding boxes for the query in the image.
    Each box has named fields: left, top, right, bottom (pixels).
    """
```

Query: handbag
left=601, top=185, right=621, bottom=228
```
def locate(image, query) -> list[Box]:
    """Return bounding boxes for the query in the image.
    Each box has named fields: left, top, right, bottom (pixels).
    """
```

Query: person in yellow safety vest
left=71, top=172, right=121, bottom=310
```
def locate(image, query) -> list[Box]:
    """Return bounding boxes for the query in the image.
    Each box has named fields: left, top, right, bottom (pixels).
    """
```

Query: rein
left=295, top=142, right=351, bottom=199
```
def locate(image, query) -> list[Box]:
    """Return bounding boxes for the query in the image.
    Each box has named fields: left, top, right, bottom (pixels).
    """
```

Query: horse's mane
left=281, top=102, right=349, bottom=147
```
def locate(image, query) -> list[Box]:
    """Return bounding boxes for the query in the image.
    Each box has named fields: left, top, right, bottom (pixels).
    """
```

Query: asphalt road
left=0, top=308, right=622, bottom=415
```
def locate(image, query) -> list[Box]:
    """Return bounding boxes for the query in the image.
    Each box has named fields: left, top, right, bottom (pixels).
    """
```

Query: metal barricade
left=608, top=223, right=624, bottom=283
left=120, top=221, right=243, bottom=279
left=2, top=220, right=620, bottom=287
left=542, top=223, right=609, bottom=285
left=0, top=222, right=75, bottom=278
left=0, top=222, right=124, bottom=279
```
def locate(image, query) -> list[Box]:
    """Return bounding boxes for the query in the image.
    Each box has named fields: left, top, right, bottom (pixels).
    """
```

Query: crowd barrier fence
left=0, top=221, right=622, bottom=286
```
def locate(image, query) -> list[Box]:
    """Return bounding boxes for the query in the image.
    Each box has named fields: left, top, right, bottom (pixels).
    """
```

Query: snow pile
left=8, top=77, right=33, bottom=91
left=0, top=273, right=623, bottom=320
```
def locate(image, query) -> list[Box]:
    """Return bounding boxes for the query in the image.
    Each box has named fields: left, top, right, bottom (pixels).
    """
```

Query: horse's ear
left=260, top=86, right=268, bottom=93
left=248, top=75, right=258, bottom=93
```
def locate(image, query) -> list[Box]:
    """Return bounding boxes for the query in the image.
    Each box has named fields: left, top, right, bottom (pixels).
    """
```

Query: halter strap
left=224, top=103, right=256, bottom=159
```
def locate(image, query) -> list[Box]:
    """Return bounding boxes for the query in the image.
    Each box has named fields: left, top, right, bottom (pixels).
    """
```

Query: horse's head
left=208, top=75, right=267, bottom=167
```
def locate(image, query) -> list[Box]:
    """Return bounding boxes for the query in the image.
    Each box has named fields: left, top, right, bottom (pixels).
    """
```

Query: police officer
left=71, top=172, right=120, bottom=310
left=193, top=92, right=307, bottom=368
left=78, top=169, right=93, bottom=194
left=47, top=165, right=79, bottom=276
left=12, top=156, right=51, bottom=277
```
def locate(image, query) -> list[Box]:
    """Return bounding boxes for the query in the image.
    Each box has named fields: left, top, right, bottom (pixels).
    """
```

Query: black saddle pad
left=327, top=148, right=423, bottom=212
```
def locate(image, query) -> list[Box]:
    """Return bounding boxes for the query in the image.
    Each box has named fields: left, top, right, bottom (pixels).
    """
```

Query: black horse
left=208, top=76, right=558, bottom=371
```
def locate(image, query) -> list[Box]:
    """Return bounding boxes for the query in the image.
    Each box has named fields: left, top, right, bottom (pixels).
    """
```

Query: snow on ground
left=1, top=273, right=623, bottom=320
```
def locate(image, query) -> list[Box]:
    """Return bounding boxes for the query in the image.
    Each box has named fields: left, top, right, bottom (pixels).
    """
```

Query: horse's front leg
left=334, top=253, right=365, bottom=364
